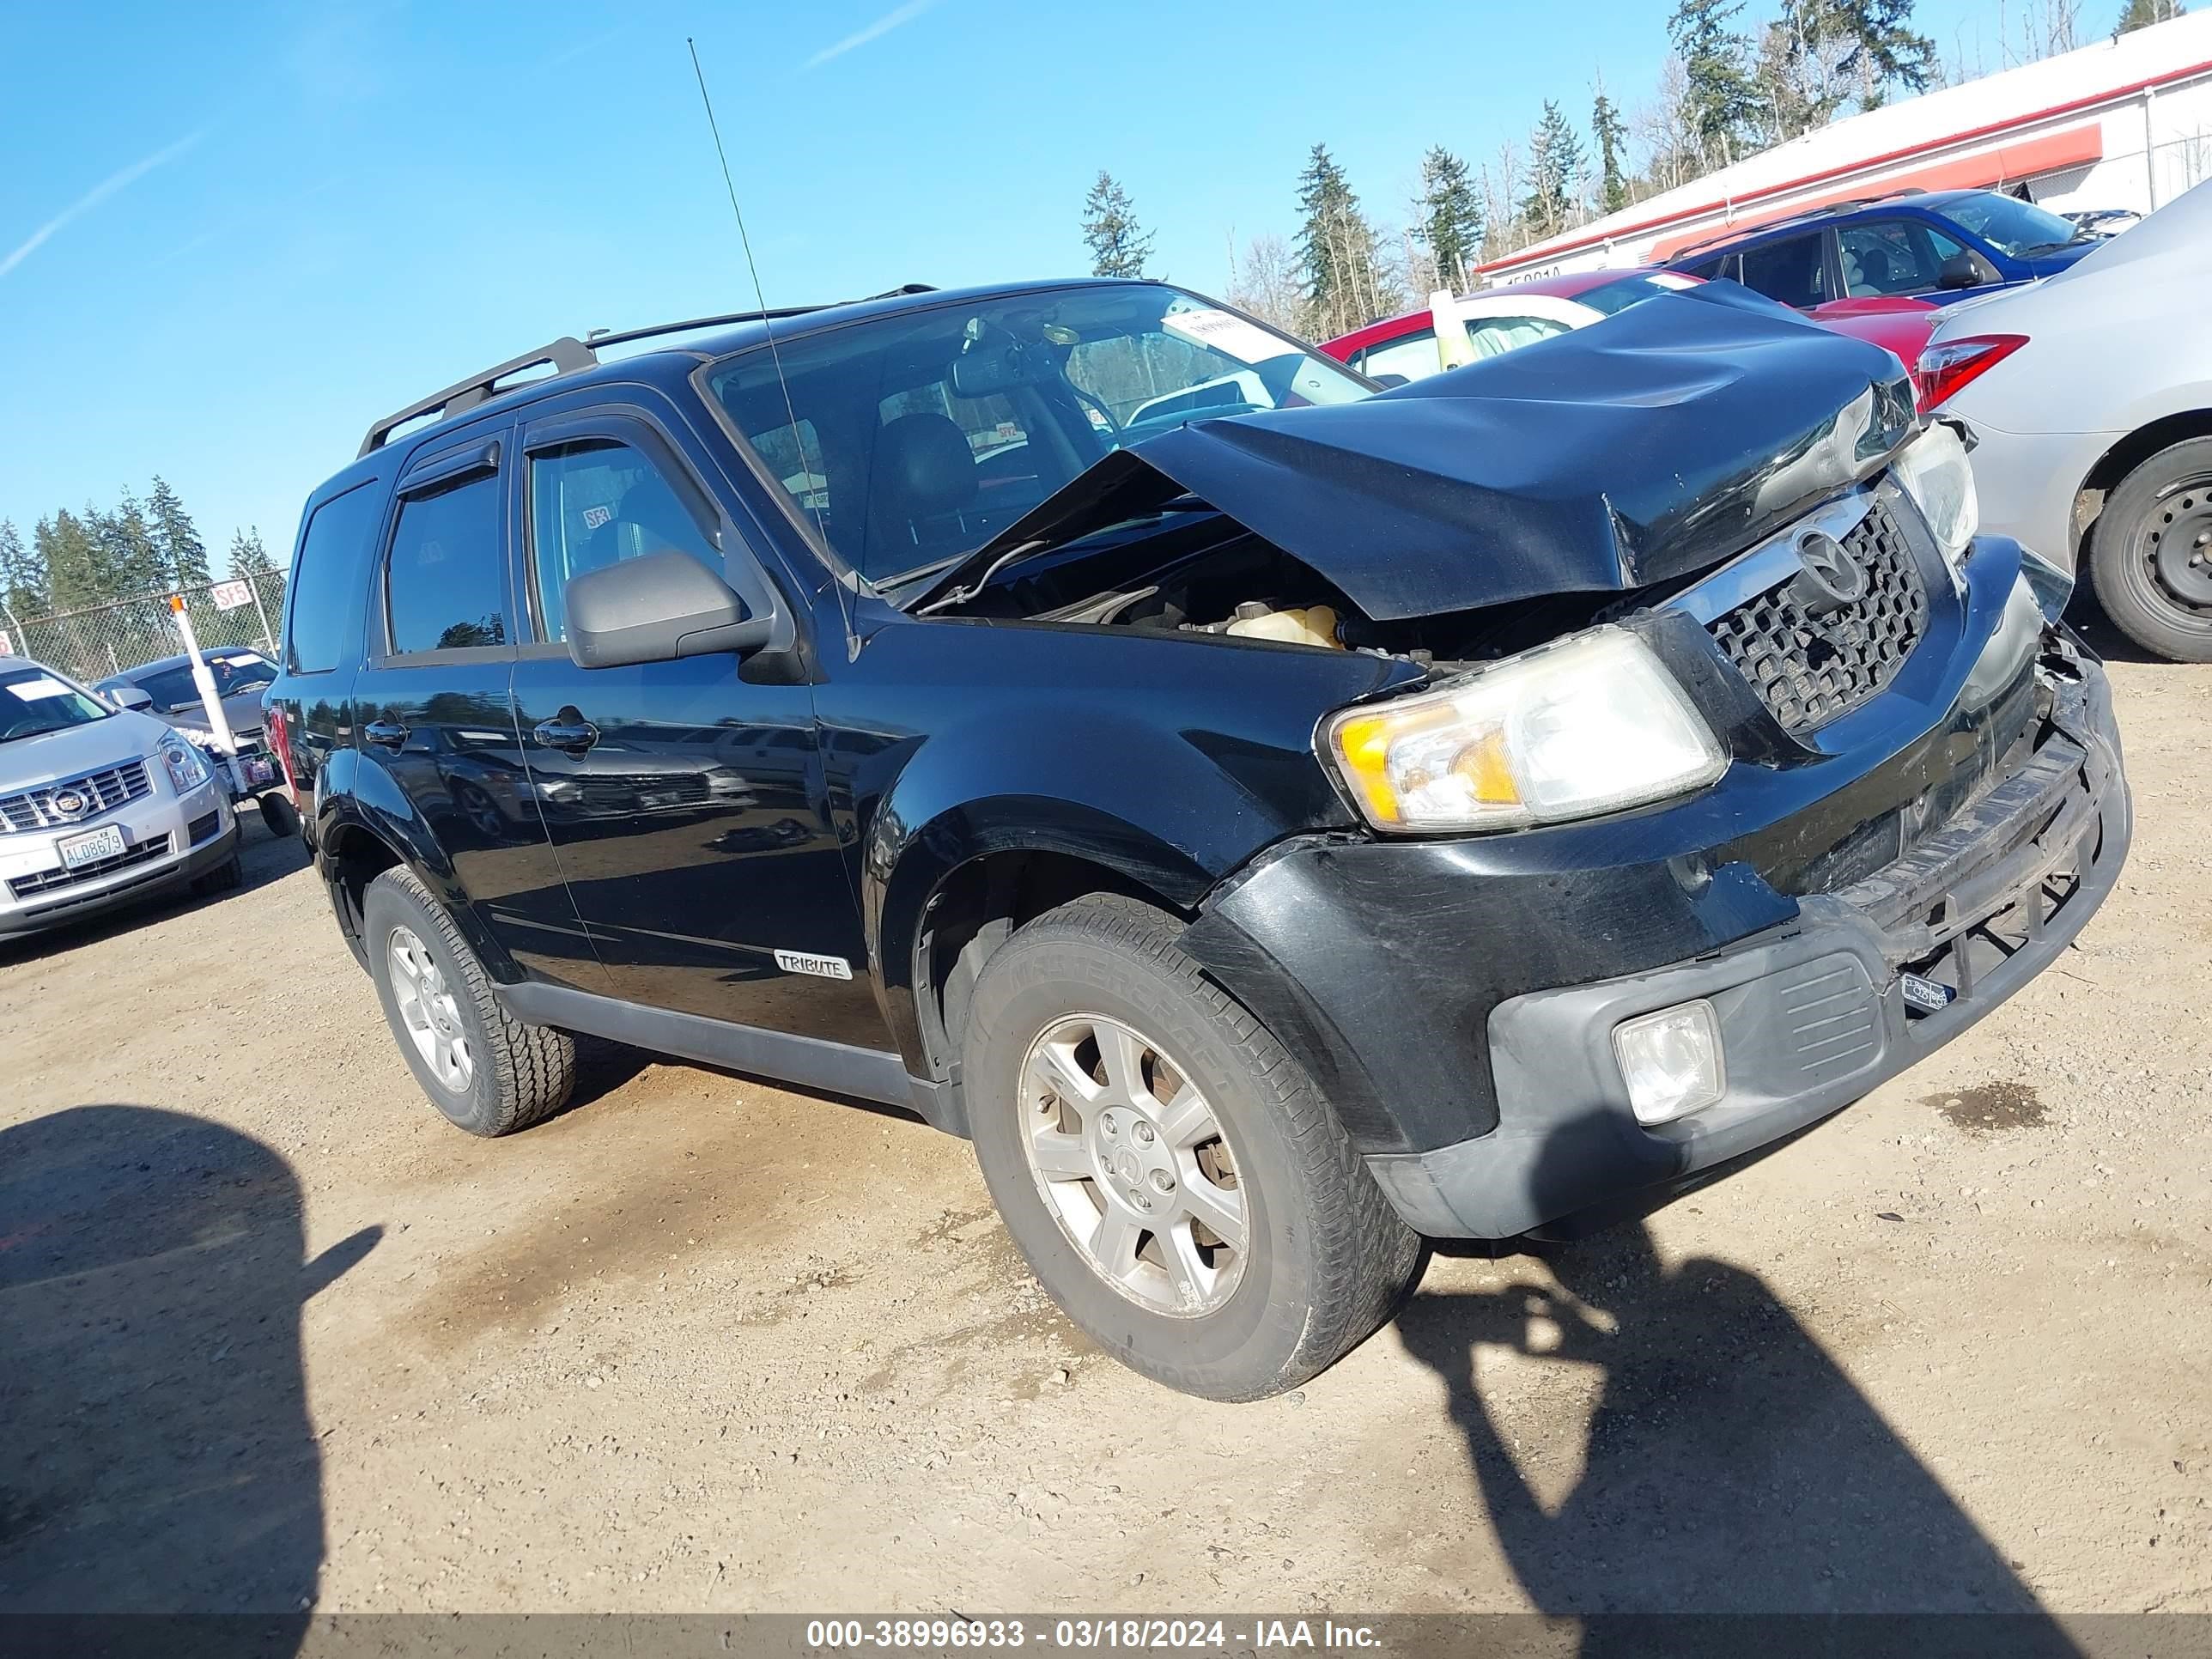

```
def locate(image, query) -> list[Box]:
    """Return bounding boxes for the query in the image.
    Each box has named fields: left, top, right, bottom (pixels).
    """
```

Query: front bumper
left=1372, top=658, right=2127, bottom=1237
left=1185, top=641, right=2129, bottom=1239
left=0, top=783, right=237, bottom=939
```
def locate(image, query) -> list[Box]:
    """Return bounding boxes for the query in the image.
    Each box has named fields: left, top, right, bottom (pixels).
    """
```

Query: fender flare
left=314, top=745, right=525, bottom=985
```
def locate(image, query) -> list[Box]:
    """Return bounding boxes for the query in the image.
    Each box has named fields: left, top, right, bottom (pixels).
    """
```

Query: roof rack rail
left=358, top=283, right=943, bottom=458
left=358, top=337, right=595, bottom=457
left=1668, top=187, right=1942, bottom=262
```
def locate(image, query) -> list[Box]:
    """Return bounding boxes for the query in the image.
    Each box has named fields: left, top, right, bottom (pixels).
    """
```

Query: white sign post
left=168, top=593, right=244, bottom=793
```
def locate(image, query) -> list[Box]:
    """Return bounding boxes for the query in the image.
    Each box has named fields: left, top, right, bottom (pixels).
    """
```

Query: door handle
left=364, top=720, right=410, bottom=749
left=532, top=715, right=599, bottom=755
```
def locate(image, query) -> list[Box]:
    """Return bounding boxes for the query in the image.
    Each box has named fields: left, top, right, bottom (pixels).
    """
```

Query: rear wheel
left=362, top=866, right=574, bottom=1136
left=963, top=893, right=1422, bottom=1401
left=258, top=791, right=301, bottom=839
left=2088, top=437, right=2212, bottom=662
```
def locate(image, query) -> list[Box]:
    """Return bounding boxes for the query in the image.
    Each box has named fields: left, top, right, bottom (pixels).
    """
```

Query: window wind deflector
left=398, top=439, right=501, bottom=496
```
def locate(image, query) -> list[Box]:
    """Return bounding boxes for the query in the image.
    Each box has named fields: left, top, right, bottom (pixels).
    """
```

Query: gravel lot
left=3, top=640, right=2207, bottom=1620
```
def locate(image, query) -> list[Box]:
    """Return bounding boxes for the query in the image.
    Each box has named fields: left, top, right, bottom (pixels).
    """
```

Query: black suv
left=266, top=277, right=2129, bottom=1400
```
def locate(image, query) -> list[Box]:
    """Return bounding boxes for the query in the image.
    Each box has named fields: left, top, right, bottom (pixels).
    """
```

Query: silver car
left=1924, top=177, right=2212, bottom=661
left=0, top=659, right=240, bottom=939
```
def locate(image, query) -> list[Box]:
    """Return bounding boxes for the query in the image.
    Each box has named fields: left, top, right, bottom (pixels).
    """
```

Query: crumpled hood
left=962, top=283, right=1917, bottom=621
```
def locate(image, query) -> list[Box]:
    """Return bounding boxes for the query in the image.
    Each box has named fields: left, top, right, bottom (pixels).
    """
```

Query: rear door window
left=383, top=471, right=508, bottom=655
left=1736, top=234, right=1832, bottom=307
left=284, top=482, right=386, bottom=674
left=1839, top=220, right=1971, bottom=295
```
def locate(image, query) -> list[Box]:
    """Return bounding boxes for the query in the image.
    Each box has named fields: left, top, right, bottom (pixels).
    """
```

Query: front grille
left=1709, top=499, right=1928, bottom=734
left=9, top=834, right=173, bottom=898
left=0, top=759, right=153, bottom=832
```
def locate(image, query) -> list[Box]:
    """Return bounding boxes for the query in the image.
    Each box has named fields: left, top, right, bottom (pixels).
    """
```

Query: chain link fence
left=0, top=569, right=289, bottom=687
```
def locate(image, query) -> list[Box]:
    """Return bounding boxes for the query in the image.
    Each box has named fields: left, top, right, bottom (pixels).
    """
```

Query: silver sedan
left=1923, top=178, right=2212, bottom=661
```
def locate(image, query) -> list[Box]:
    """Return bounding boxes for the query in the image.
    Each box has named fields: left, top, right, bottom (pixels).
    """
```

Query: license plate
left=58, top=823, right=126, bottom=870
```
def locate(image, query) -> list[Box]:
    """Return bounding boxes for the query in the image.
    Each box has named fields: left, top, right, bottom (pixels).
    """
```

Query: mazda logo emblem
left=1792, top=531, right=1868, bottom=615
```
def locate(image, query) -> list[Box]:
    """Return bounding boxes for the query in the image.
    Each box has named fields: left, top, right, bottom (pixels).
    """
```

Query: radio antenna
left=687, top=37, right=856, bottom=653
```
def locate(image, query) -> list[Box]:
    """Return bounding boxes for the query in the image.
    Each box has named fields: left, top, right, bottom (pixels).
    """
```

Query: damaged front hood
left=944, top=285, right=1917, bottom=621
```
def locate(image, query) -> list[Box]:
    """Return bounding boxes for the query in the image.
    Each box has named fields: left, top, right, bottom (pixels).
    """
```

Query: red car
left=1322, top=267, right=1945, bottom=405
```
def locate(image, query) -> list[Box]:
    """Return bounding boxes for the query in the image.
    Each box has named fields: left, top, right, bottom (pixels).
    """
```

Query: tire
left=962, top=893, right=1423, bottom=1401
left=2087, top=437, right=2212, bottom=663
left=362, top=866, right=574, bottom=1137
left=190, top=854, right=243, bottom=896
left=258, top=791, right=301, bottom=840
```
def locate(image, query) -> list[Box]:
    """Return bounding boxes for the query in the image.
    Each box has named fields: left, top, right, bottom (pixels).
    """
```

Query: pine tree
left=2115, top=0, right=2184, bottom=33
left=1522, top=102, right=1588, bottom=240
left=88, top=491, right=168, bottom=599
left=37, top=513, right=106, bottom=612
left=1669, top=0, right=1763, bottom=169
left=1294, top=145, right=1403, bottom=339
left=1080, top=173, right=1154, bottom=279
left=1416, top=147, right=1485, bottom=291
left=1592, top=85, right=1630, bottom=215
left=147, top=476, right=210, bottom=588
left=229, top=526, right=283, bottom=618
left=1827, top=0, right=1936, bottom=106
left=0, top=520, right=44, bottom=621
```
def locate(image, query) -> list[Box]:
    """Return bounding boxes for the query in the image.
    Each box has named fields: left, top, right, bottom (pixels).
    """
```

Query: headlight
left=161, top=736, right=210, bottom=793
left=1891, top=420, right=1978, bottom=562
left=1322, top=627, right=1728, bottom=833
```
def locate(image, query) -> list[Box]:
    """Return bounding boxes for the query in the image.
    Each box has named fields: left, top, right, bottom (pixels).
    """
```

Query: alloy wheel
left=1019, top=1013, right=1248, bottom=1316
left=388, top=924, right=474, bottom=1092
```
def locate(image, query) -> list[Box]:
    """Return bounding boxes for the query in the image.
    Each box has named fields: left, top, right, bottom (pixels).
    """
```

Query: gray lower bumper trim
left=1370, top=681, right=2130, bottom=1239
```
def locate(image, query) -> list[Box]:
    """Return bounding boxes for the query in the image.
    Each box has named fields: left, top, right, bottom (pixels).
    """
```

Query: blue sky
left=0, top=0, right=2007, bottom=573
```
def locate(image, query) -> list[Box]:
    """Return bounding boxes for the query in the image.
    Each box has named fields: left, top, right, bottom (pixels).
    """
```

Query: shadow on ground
left=1395, top=1110, right=2080, bottom=1652
left=0, top=1104, right=376, bottom=1626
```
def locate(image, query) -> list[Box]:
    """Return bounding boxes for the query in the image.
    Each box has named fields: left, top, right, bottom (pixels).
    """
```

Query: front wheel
left=362, top=866, right=574, bottom=1136
left=2088, top=437, right=2212, bottom=662
left=963, top=894, right=1422, bottom=1401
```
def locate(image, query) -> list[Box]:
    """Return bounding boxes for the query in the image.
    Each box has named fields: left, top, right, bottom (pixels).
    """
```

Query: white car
left=1921, top=179, right=2212, bottom=660
left=0, top=659, right=240, bottom=939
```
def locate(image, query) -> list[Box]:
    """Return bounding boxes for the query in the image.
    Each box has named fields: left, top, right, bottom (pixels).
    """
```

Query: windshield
left=0, top=668, right=112, bottom=744
left=122, top=651, right=277, bottom=714
left=1941, top=191, right=2089, bottom=258
left=705, top=283, right=1372, bottom=591
left=1575, top=270, right=1703, bottom=314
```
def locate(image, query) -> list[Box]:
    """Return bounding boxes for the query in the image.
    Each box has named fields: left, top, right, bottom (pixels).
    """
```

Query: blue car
left=1668, top=188, right=2106, bottom=308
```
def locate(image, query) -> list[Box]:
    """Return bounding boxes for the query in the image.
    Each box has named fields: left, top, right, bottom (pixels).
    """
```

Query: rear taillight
left=1915, top=333, right=2029, bottom=410
left=266, top=704, right=301, bottom=804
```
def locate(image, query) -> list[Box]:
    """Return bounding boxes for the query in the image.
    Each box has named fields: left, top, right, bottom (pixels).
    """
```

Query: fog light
left=1613, top=1000, right=1725, bottom=1125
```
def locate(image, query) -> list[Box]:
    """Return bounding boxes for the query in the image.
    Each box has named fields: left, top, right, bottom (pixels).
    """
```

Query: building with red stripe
left=1479, top=9, right=2212, bottom=284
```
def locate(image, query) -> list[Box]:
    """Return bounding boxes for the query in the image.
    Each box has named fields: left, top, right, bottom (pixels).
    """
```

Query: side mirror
left=109, top=685, right=155, bottom=712
left=1370, top=373, right=1412, bottom=390
left=564, top=550, right=773, bottom=670
left=1936, top=252, right=1989, bottom=290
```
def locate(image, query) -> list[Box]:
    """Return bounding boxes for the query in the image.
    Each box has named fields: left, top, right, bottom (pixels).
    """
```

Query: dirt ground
left=3, top=642, right=2207, bottom=1620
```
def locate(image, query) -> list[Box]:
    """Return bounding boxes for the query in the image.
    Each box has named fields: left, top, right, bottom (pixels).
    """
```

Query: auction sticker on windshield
left=1164, top=307, right=1291, bottom=366
left=7, top=676, right=72, bottom=700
